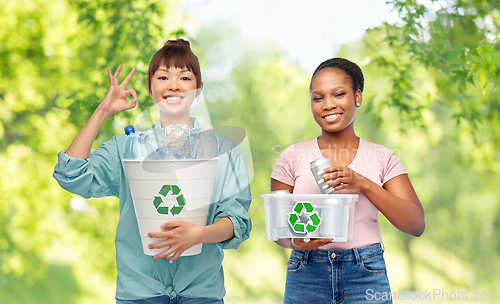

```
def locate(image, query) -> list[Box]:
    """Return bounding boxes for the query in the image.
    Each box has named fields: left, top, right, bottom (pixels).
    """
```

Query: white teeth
left=165, top=96, right=183, bottom=101
left=325, top=113, right=341, bottom=119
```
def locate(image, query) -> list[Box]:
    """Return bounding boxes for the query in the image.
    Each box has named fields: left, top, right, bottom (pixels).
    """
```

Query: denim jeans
left=284, top=243, right=392, bottom=304
left=116, top=295, right=224, bottom=304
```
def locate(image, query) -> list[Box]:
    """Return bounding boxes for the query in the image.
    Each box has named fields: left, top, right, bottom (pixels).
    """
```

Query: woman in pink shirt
left=271, top=58, right=425, bottom=303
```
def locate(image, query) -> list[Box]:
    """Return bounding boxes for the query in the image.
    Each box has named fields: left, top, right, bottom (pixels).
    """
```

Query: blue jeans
left=284, top=243, right=392, bottom=303
left=116, top=295, right=224, bottom=304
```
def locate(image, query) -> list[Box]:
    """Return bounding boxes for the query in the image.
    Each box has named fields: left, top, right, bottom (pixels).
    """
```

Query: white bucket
left=123, top=158, right=219, bottom=256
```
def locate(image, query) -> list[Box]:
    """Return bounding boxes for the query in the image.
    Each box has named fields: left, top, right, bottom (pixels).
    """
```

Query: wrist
left=361, top=178, right=376, bottom=194
left=198, top=225, right=209, bottom=244
left=93, top=106, right=111, bottom=122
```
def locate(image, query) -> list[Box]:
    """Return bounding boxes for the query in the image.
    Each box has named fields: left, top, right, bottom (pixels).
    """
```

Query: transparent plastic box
left=261, top=193, right=359, bottom=242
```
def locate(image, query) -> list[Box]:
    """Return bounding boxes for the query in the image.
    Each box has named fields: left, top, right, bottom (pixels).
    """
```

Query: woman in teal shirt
left=53, top=39, right=252, bottom=303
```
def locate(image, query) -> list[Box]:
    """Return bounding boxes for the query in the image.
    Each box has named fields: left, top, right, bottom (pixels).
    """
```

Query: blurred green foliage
left=333, top=0, right=500, bottom=295
left=0, top=0, right=177, bottom=301
left=381, top=0, right=500, bottom=127
left=1, top=0, right=499, bottom=303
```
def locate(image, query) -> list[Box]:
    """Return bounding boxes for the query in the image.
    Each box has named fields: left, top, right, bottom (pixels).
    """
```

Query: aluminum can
left=310, top=156, right=334, bottom=194
left=270, top=190, right=292, bottom=235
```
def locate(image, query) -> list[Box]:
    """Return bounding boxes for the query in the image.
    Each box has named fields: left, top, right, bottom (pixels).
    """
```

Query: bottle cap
left=124, top=125, right=135, bottom=135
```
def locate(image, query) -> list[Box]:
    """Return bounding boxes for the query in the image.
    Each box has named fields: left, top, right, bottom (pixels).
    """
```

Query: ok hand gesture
left=97, top=65, right=138, bottom=118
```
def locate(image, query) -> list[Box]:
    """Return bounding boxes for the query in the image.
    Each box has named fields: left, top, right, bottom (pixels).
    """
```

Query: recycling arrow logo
left=152, top=184, right=186, bottom=216
left=288, top=201, right=321, bottom=234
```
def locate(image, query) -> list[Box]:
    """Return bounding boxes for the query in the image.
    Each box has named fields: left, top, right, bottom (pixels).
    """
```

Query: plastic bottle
left=193, top=126, right=218, bottom=159
left=142, top=129, right=167, bottom=151
left=165, top=124, right=191, bottom=159
left=123, top=125, right=154, bottom=159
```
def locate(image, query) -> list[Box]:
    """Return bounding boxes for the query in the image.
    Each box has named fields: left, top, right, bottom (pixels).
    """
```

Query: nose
left=322, top=96, right=337, bottom=110
left=168, top=79, right=180, bottom=92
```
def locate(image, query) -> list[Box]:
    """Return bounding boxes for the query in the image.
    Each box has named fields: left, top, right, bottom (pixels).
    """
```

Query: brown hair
left=147, top=39, right=202, bottom=95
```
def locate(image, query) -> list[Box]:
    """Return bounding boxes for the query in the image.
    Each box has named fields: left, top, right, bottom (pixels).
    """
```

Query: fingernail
left=317, top=178, right=324, bottom=184
left=317, top=170, right=324, bottom=175
left=303, top=238, right=310, bottom=243
left=322, top=184, right=329, bottom=189
left=331, top=239, right=335, bottom=243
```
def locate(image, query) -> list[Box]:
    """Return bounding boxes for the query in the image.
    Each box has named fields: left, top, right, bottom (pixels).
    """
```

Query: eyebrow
left=157, top=68, right=192, bottom=73
left=311, top=86, right=346, bottom=95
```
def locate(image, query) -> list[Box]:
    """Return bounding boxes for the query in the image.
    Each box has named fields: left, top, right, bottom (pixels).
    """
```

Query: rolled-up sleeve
left=210, top=138, right=252, bottom=250
left=53, top=136, right=121, bottom=199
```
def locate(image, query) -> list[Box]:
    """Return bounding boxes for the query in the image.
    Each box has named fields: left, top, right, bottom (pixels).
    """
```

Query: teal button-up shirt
left=53, top=119, right=252, bottom=300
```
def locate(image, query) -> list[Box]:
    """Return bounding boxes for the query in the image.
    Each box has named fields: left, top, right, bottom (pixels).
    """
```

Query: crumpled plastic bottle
left=142, top=129, right=170, bottom=160
left=192, top=126, right=218, bottom=159
left=123, top=125, right=154, bottom=159
left=165, top=124, right=191, bottom=159
left=142, top=129, right=167, bottom=151
left=127, top=124, right=219, bottom=160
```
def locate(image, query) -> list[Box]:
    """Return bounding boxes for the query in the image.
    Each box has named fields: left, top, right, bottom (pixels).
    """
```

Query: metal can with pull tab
left=310, top=156, right=335, bottom=194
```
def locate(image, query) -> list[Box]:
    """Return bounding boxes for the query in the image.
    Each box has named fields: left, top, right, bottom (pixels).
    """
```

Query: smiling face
left=150, top=66, right=202, bottom=119
left=310, top=67, right=362, bottom=135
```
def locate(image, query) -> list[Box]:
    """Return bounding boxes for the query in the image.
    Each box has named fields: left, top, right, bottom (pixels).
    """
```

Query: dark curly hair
left=311, top=58, right=364, bottom=93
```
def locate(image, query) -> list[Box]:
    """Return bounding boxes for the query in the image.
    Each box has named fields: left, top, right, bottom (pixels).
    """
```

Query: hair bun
left=165, top=39, right=191, bottom=48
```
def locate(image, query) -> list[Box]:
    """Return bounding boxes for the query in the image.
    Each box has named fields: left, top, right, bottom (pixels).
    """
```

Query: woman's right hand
left=64, top=65, right=137, bottom=159
left=275, top=238, right=333, bottom=250
left=97, top=65, right=138, bottom=118
left=289, top=238, right=333, bottom=250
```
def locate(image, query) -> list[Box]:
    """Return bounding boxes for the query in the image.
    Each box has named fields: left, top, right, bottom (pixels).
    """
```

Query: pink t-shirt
left=271, top=137, right=407, bottom=250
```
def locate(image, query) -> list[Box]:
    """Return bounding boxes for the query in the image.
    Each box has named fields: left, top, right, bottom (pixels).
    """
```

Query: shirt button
left=331, top=253, right=336, bottom=259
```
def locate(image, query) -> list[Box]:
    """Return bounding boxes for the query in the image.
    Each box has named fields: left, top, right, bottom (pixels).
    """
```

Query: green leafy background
left=1, top=0, right=499, bottom=303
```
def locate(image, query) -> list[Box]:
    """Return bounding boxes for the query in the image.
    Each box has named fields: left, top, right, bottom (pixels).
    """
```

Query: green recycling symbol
left=288, top=201, right=321, bottom=234
left=152, top=185, right=186, bottom=216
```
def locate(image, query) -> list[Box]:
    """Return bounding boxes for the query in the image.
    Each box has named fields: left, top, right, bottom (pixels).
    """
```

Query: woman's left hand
left=319, top=166, right=370, bottom=193
left=147, top=220, right=204, bottom=260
